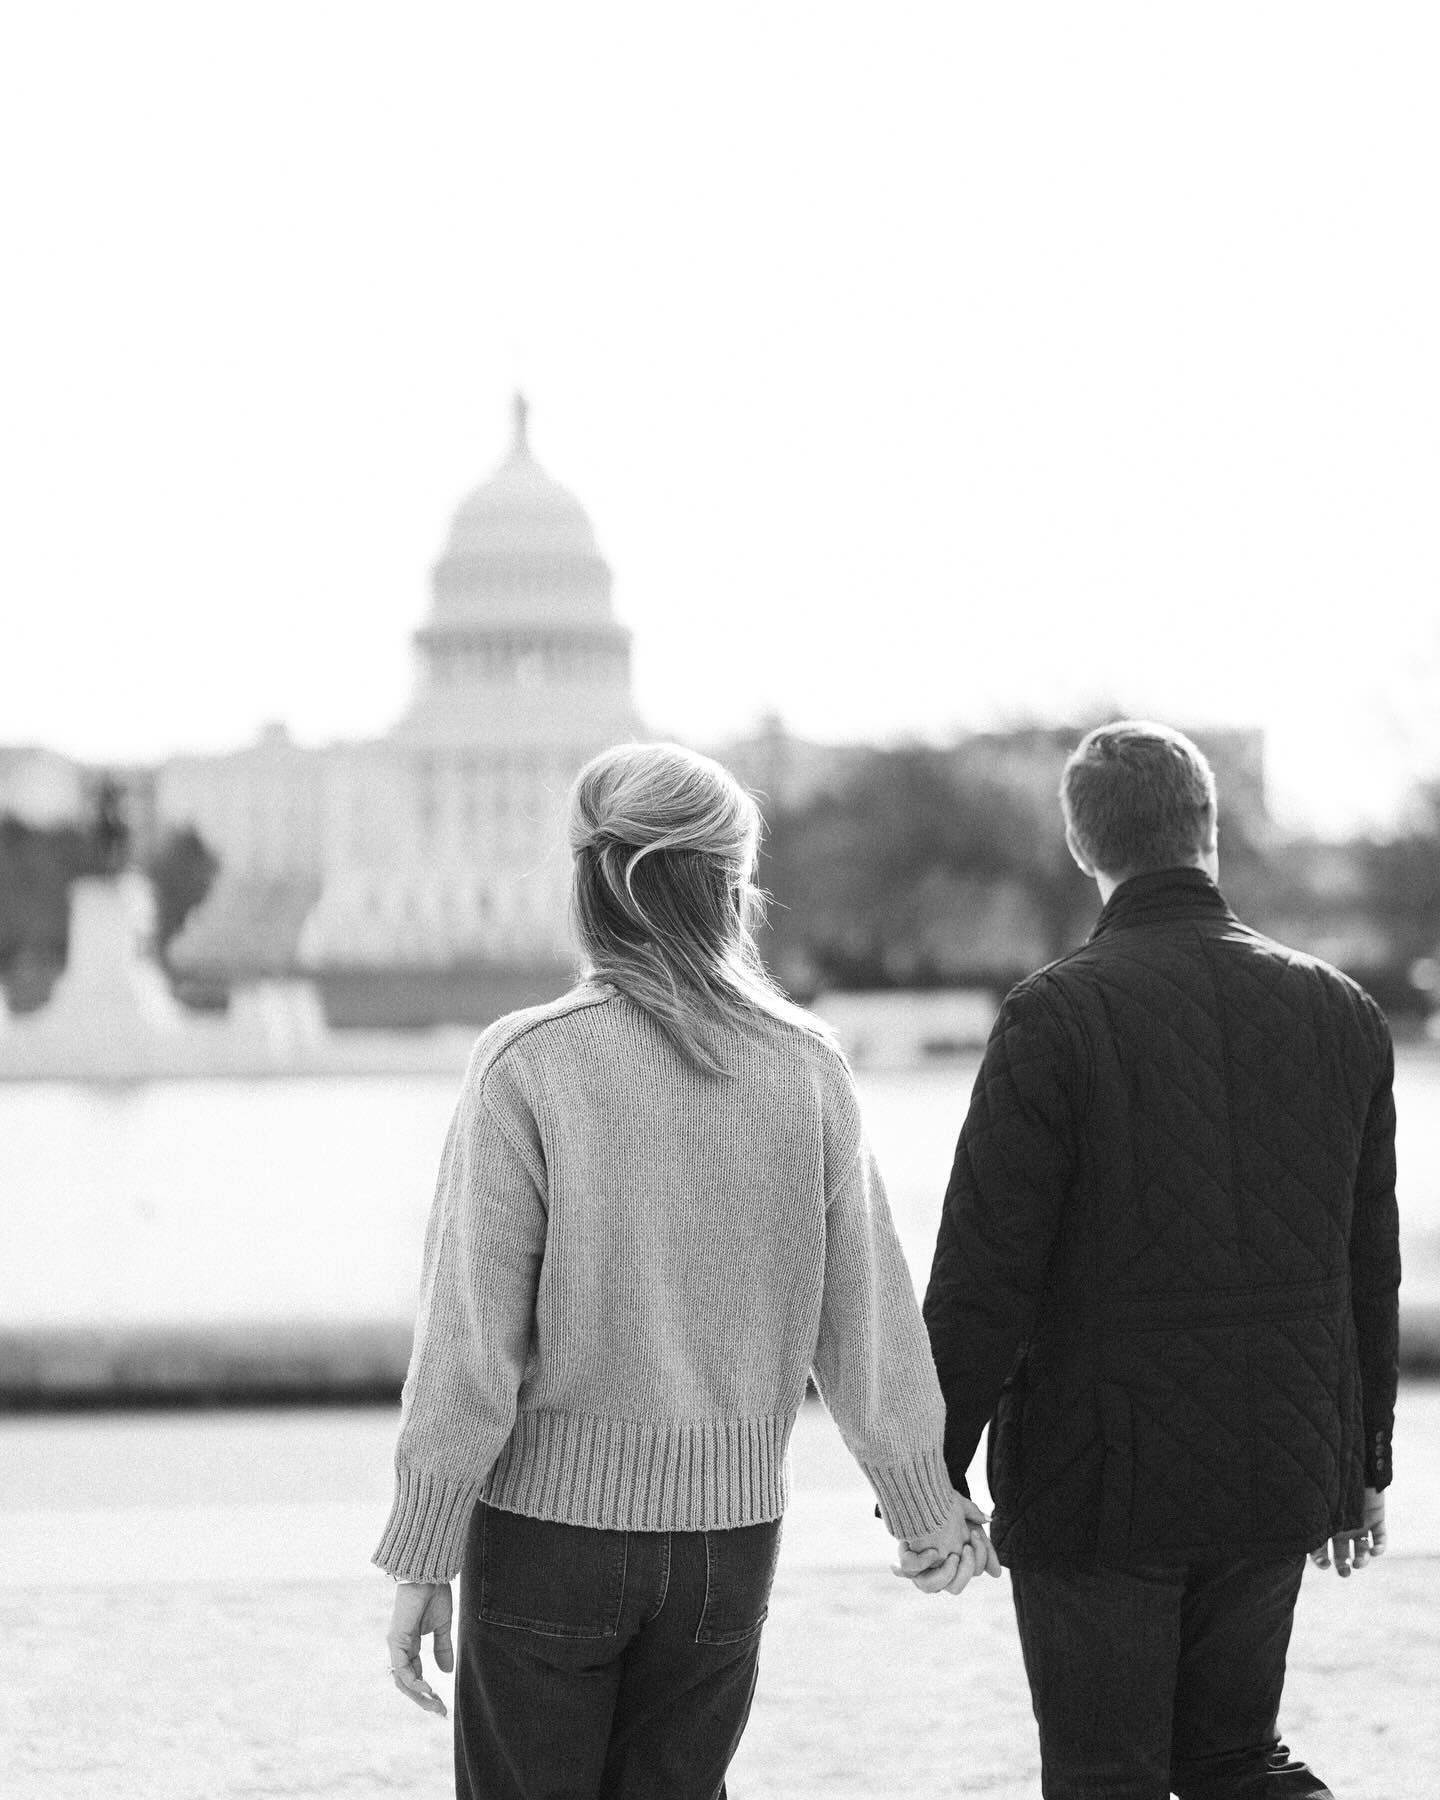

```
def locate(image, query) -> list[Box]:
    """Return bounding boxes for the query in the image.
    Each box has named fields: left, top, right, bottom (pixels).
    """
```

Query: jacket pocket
left=695, top=1519, right=782, bottom=1645
left=477, top=1504, right=627, bottom=1639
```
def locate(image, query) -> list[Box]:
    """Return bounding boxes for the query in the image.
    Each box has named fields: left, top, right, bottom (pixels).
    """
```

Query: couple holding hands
left=377, top=723, right=1398, bottom=1800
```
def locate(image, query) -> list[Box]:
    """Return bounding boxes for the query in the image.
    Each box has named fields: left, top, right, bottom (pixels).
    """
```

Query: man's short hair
left=1060, top=720, right=1217, bottom=878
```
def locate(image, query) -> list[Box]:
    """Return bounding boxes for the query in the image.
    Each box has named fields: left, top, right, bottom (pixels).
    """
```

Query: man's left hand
left=1310, top=1487, right=1386, bottom=1577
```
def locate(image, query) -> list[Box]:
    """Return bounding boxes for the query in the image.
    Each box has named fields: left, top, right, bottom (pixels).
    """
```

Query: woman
left=376, top=741, right=987, bottom=1799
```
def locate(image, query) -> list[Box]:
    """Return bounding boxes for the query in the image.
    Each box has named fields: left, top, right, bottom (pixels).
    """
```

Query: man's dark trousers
left=1010, top=1555, right=1331, bottom=1799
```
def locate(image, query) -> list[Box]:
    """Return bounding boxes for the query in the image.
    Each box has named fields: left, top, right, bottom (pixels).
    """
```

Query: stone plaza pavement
left=1, top=1390, right=1437, bottom=1800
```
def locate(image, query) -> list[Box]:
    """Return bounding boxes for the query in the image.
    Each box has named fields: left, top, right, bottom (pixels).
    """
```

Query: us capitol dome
left=158, top=396, right=639, bottom=1005
left=394, top=393, right=632, bottom=751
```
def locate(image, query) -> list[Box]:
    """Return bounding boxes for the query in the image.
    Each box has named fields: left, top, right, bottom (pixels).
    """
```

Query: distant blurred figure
left=92, top=775, right=130, bottom=875
left=375, top=741, right=989, bottom=1800
left=908, top=720, right=1400, bottom=1800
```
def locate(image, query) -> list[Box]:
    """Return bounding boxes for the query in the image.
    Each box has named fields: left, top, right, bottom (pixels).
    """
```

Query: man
left=910, top=721, right=1400, bottom=1799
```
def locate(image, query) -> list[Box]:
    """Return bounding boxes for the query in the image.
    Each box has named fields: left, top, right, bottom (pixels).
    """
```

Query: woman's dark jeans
left=456, top=1501, right=782, bottom=1800
left=1010, top=1554, right=1333, bottom=1800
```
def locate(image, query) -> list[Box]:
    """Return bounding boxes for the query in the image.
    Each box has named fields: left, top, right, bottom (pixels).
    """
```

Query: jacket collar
left=1088, top=866, right=1237, bottom=942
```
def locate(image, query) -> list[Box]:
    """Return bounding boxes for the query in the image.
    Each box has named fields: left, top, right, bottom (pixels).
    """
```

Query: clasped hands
left=895, top=1482, right=1388, bottom=1594
left=892, top=1490, right=1002, bottom=1597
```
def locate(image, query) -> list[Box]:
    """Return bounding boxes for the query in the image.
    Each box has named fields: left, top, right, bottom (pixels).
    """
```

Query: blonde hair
left=568, top=742, right=831, bottom=1075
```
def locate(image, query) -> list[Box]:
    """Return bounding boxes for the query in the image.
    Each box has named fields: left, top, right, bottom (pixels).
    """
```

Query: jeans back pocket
left=695, top=1519, right=782, bottom=1646
left=476, top=1504, right=628, bottom=1639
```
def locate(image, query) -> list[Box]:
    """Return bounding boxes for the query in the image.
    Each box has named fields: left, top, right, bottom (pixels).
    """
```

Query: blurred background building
left=151, top=396, right=637, bottom=1025
left=4, top=399, right=1439, bottom=1402
left=3, top=398, right=1438, bottom=1040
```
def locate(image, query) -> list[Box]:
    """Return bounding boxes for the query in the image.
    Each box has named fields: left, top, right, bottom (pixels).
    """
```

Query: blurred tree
left=757, top=747, right=1095, bottom=994
left=754, top=732, right=1301, bottom=1001
left=0, top=816, right=104, bottom=1007
left=975, top=776, right=1096, bottom=963
left=145, top=826, right=220, bottom=956
left=1356, top=780, right=1440, bottom=972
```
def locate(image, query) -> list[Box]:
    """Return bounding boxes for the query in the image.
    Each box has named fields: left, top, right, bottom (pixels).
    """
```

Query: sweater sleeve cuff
left=372, top=1466, right=483, bottom=1582
left=861, top=1446, right=955, bottom=1540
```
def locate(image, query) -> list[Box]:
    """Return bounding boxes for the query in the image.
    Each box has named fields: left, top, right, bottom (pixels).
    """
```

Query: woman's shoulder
left=745, top=1007, right=860, bottom=1111
left=463, top=982, right=615, bottom=1090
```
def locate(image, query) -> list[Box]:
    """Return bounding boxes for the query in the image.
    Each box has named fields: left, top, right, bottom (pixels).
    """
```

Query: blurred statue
left=93, top=776, right=131, bottom=875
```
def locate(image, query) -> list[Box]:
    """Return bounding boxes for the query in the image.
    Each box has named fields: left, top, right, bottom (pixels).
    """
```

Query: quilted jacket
left=923, top=867, right=1400, bottom=1568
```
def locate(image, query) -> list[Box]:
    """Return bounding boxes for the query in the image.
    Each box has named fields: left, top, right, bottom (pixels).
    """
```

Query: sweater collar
left=1088, top=866, right=1237, bottom=942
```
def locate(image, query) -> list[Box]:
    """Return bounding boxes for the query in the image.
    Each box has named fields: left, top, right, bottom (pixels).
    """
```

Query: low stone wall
left=315, top=961, right=574, bottom=1031
left=1, top=1305, right=1436, bottom=1406
left=0, top=1322, right=414, bottom=1406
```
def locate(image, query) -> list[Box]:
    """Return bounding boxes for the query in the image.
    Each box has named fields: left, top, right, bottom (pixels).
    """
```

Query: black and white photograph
left=0, top=5, right=1436, bottom=1797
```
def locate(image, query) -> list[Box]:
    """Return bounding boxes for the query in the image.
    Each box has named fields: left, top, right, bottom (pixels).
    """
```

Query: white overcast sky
left=2, top=3, right=1437, bottom=834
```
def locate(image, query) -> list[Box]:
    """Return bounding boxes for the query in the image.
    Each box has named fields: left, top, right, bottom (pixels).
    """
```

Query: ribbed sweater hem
left=484, top=1409, right=795, bottom=1531
left=372, top=1412, right=953, bottom=1578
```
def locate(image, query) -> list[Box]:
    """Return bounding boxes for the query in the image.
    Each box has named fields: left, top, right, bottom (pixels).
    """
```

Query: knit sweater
left=373, top=983, right=954, bottom=1581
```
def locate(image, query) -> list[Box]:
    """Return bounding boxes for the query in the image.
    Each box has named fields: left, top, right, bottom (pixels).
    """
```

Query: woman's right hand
left=386, top=1580, right=455, bottom=1715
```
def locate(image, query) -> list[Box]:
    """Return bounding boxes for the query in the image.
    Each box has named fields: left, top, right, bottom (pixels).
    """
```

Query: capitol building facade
left=158, top=398, right=637, bottom=985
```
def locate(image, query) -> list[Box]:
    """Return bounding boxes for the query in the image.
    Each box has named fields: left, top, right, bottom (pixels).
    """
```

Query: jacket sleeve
left=1351, top=1016, right=1400, bottom=1490
left=373, top=1055, right=547, bottom=1580
left=811, top=1134, right=955, bottom=1541
left=923, top=978, right=1077, bottom=1495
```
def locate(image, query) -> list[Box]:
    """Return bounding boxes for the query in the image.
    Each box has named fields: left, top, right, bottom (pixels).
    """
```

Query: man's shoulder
left=1220, top=923, right=1392, bottom=1037
left=986, top=962, right=1085, bottom=1051
left=1000, top=944, right=1104, bottom=1019
left=1229, top=919, right=1363, bottom=986
left=1024, top=914, right=1389, bottom=1046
